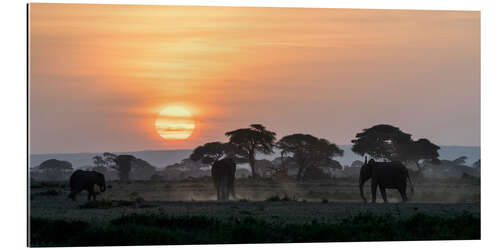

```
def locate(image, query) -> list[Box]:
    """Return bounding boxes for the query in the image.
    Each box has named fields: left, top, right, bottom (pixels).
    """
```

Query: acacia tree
left=101, top=152, right=117, bottom=167
left=351, top=124, right=412, bottom=160
left=352, top=124, right=440, bottom=171
left=225, top=124, right=276, bottom=178
left=190, top=142, right=247, bottom=165
left=92, top=155, right=106, bottom=168
left=112, top=155, right=136, bottom=181
left=190, top=142, right=227, bottom=165
left=277, top=134, right=343, bottom=181
left=37, top=159, right=73, bottom=180
left=398, top=138, right=440, bottom=171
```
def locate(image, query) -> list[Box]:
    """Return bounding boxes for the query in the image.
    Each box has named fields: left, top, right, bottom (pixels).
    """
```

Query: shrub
left=265, top=194, right=296, bottom=202
left=29, top=212, right=480, bottom=247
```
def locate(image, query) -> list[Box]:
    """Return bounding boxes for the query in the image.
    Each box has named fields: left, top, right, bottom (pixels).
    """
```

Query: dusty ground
left=29, top=178, right=480, bottom=224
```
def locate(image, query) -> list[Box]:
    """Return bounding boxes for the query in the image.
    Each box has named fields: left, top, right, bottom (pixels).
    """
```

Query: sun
left=155, top=105, right=195, bottom=140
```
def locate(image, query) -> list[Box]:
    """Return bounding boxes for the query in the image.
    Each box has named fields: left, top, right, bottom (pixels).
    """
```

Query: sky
left=29, top=4, right=480, bottom=154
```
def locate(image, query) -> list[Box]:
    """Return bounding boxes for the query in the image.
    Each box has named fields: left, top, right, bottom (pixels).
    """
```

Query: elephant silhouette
left=68, top=170, right=106, bottom=201
left=211, top=158, right=236, bottom=201
left=359, top=157, right=414, bottom=203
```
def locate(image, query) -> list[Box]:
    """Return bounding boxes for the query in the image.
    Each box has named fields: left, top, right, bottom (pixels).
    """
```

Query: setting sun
left=155, top=106, right=195, bottom=140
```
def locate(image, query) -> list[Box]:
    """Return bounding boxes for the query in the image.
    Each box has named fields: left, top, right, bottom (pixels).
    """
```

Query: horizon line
left=30, top=144, right=481, bottom=156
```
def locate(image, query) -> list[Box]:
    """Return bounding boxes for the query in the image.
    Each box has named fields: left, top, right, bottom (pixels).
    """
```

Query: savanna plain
left=29, top=177, right=480, bottom=246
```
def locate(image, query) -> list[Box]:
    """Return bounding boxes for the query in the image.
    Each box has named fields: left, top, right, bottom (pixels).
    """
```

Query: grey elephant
left=68, top=170, right=106, bottom=201
left=212, top=158, right=236, bottom=201
left=359, top=158, right=414, bottom=203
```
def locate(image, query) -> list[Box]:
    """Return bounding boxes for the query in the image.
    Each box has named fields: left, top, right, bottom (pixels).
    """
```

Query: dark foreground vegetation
left=30, top=211, right=479, bottom=247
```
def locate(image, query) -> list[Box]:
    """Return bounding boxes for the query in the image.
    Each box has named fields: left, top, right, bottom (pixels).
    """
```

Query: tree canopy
left=277, top=133, right=343, bottom=180
left=225, top=124, right=276, bottom=178
left=351, top=124, right=440, bottom=170
left=398, top=138, right=441, bottom=170
left=112, top=154, right=136, bottom=181
left=351, top=124, right=412, bottom=160
left=190, top=141, right=247, bottom=165
left=190, top=142, right=227, bottom=165
left=37, top=159, right=73, bottom=171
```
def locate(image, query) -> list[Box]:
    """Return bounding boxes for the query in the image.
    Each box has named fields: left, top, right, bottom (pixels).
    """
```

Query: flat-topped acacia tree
left=351, top=124, right=440, bottom=171
left=277, top=133, right=343, bottom=181
left=225, top=124, right=276, bottom=178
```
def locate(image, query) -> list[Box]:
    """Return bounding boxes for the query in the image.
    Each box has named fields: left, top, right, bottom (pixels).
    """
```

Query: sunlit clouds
left=29, top=4, right=479, bottom=154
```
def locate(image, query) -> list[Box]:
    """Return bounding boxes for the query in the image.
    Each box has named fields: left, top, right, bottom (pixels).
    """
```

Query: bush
left=29, top=212, right=480, bottom=247
left=265, top=194, right=296, bottom=202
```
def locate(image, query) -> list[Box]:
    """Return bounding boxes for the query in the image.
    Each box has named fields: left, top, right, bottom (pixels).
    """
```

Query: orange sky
left=29, top=4, right=480, bottom=154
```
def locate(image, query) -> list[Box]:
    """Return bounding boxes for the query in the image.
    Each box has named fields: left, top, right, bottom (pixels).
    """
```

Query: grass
left=78, top=200, right=136, bottom=209
left=29, top=211, right=480, bottom=247
left=36, top=189, right=61, bottom=196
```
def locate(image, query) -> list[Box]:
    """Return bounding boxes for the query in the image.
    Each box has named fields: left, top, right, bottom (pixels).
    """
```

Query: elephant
left=211, top=158, right=236, bottom=201
left=359, top=158, right=414, bottom=203
left=68, top=170, right=106, bottom=201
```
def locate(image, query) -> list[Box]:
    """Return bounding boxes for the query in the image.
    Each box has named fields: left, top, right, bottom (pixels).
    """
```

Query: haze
left=29, top=4, right=480, bottom=154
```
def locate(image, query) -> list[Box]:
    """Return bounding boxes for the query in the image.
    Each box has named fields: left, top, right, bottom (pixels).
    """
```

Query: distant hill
left=30, top=145, right=480, bottom=169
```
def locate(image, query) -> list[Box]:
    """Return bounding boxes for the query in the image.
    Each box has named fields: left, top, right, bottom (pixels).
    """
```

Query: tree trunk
left=249, top=151, right=256, bottom=179
left=296, top=166, right=304, bottom=181
left=415, top=160, right=422, bottom=172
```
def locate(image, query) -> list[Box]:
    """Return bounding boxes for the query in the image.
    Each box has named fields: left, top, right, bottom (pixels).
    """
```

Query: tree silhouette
left=103, top=152, right=117, bottom=167
left=130, top=158, right=156, bottom=180
left=277, top=133, right=343, bottom=181
left=352, top=124, right=440, bottom=171
left=38, top=159, right=73, bottom=171
left=190, top=142, right=247, bottom=165
left=112, top=155, right=136, bottom=181
left=225, top=124, right=276, bottom=178
left=452, top=156, right=467, bottom=166
left=190, top=142, right=226, bottom=165
left=472, top=159, right=480, bottom=169
left=92, top=155, right=106, bottom=168
left=351, top=124, right=412, bottom=160
left=37, top=159, right=73, bottom=180
left=398, top=138, right=440, bottom=171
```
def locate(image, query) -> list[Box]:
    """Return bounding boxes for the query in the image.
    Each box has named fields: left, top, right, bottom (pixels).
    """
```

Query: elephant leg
left=86, top=187, right=94, bottom=201
left=399, top=187, right=408, bottom=202
left=379, top=187, right=388, bottom=203
left=68, top=189, right=80, bottom=201
left=221, top=180, right=228, bottom=201
left=371, top=183, right=378, bottom=203
left=230, top=185, right=236, bottom=199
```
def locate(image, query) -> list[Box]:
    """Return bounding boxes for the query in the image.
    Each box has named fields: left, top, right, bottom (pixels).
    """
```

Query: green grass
left=29, top=211, right=480, bottom=247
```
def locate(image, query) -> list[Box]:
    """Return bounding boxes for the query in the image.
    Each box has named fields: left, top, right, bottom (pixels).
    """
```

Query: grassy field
left=29, top=178, right=480, bottom=246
